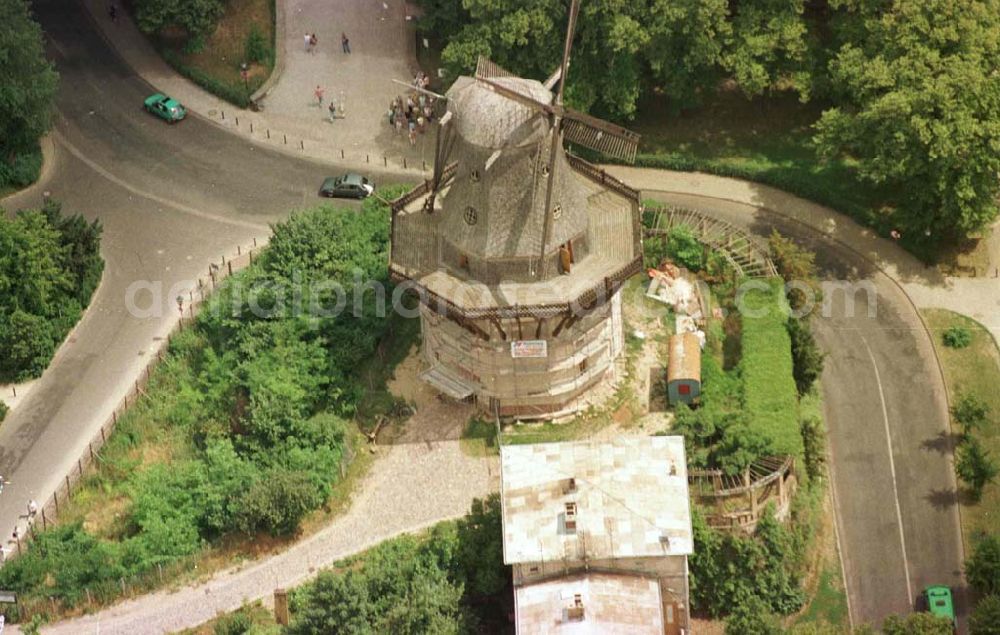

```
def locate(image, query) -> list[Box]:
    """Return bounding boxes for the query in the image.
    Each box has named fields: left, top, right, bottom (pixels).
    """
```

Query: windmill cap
left=447, top=76, right=553, bottom=149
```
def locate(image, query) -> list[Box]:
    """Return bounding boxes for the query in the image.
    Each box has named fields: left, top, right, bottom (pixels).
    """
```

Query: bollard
left=253, top=237, right=258, bottom=247
left=341, top=149, right=345, bottom=158
left=250, top=122, right=254, bottom=133
left=384, top=156, right=387, bottom=167
left=237, top=245, right=241, bottom=255
left=267, top=129, right=270, bottom=139
left=423, top=160, right=426, bottom=171
left=366, top=154, right=370, bottom=163
left=221, top=111, right=225, bottom=120
left=300, top=140, right=304, bottom=149
left=404, top=157, right=407, bottom=169
left=11, top=386, right=15, bottom=398
left=283, top=133, right=287, bottom=144
left=235, top=116, right=239, bottom=126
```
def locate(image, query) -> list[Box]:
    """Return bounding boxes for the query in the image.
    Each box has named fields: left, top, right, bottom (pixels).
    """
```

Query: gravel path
left=35, top=441, right=498, bottom=635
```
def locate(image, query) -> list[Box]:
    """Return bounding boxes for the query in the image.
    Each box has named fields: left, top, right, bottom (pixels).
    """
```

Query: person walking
left=310, top=33, right=318, bottom=53
left=341, top=33, right=351, bottom=54
left=304, top=33, right=311, bottom=52
left=314, top=85, right=325, bottom=106
left=328, top=102, right=337, bottom=122
left=27, top=500, right=37, bottom=518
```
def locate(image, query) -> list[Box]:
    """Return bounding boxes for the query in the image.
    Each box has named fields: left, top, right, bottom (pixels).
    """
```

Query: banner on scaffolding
left=510, top=340, right=548, bottom=358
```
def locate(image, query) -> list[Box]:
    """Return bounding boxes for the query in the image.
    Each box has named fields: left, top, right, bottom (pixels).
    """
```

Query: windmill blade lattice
left=562, top=113, right=640, bottom=163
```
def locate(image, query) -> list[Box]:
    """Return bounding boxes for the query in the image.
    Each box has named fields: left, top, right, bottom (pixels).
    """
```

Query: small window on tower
left=464, top=206, right=478, bottom=225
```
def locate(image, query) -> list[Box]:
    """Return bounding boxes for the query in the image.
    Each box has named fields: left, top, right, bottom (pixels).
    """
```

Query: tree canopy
left=0, top=201, right=103, bottom=381
left=418, top=0, right=1000, bottom=246
left=814, top=0, right=1000, bottom=246
left=0, top=0, right=58, bottom=164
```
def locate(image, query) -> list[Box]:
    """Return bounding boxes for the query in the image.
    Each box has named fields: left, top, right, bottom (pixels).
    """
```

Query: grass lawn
left=630, top=89, right=886, bottom=229
left=460, top=417, right=499, bottom=457
left=626, top=88, right=1000, bottom=266
left=154, top=0, right=274, bottom=107
left=922, top=309, right=1000, bottom=547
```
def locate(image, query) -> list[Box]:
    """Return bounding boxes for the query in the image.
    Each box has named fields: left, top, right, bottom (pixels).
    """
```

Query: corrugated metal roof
left=501, top=436, right=693, bottom=564
left=515, top=572, right=664, bottom=634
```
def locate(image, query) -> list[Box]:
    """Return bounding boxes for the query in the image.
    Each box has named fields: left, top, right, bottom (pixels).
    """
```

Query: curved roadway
left=0, top=1, right=965, bottom=632
left=0, top=0, right=411, bottom=564
left=640, top=189, right=966, bottom=631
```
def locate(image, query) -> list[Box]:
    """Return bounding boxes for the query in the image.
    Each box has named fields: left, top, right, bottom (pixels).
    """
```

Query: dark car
left=319, top=174, right=374, bottom=199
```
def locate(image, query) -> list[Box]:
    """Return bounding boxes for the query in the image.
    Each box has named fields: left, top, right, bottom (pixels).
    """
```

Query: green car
left=924, top=585, right=957, bottom=631
left=144, top=93, right=186, bottom=123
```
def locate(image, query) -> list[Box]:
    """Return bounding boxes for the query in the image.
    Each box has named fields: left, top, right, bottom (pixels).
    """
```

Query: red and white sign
left=510, top=340, right=548, bottom=358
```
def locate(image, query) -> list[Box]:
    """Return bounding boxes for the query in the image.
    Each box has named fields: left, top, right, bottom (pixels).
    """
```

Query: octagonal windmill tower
left=389, top=0, right=643, bottom=419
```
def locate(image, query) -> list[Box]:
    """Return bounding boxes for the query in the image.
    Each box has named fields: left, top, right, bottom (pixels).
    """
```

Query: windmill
left=387, top=0, right=645, bottom=420
left=420, top=0, right=640, bottom=276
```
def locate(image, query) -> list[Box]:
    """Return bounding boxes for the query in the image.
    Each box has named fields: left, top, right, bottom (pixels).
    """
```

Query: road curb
left=250, top=0, right=284, bottom=103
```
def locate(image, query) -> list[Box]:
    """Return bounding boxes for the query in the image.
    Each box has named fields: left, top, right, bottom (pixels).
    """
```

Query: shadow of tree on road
left=920, top=431, right=960, bottom=456
left=925, top=487, right=960, bottom=510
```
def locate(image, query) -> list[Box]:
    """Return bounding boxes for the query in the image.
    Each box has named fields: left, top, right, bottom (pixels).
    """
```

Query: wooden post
left=65, top=474, right=71, bottom=493
left=78, top=458, right=83, bottom=476
left=274, top=588, right=290, bottom=625
left=41, top=509, right=47, bottom=530
left=89, top=442, right=95, bottom=462
left=53, top=491, right=59, bottom=514
left=228, top=261, right=233, bottom=275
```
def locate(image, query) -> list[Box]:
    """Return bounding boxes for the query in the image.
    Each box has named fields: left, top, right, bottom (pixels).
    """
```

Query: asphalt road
left=646, top=192, right=966, bottom=631
left=0, top=0, right=411, bottom=561
left=0, top=1, right=965, bottom=633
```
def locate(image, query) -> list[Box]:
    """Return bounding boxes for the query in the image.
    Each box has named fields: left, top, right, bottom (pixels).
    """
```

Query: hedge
left=740, top=278, right=804, bottom=459
left=160, top=49, right=252, bottom=108
left=0, top=145, right=42, bottom=191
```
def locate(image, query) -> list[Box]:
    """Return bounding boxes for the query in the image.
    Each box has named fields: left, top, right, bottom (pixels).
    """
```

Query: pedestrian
left=408, top=127, right=417, bottom=146
left=329, top=102, right=337, bottom=122
left=304, top=33, right=311, bottom=52
left=341, top=33, right=351, bottom=54
left=314, top=85, right=325, bottom=105
left=27, top=499, right=37, bottom=517
left=310, top=33, right=318, bottom=52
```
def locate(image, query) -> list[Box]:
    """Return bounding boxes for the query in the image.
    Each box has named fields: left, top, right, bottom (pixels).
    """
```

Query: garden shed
left=667, top=332, right=701, bottom=405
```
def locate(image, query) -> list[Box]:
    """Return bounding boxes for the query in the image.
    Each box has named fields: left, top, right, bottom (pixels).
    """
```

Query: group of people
left=304, top=32, right=351, bottom=54
left=387, top=72, right=437, bottom=145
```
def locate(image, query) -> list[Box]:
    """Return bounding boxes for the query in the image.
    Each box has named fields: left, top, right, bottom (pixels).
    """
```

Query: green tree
left=881, top=612, right=954, bottom=635
left=971, top=594, right=1000, bottom=635
left=134, top=0, right=224, bottom=40
left=0, top=0, right=58, bottom=159
left=787, top=317, right=824, bottom=394
left=724, top=0, right=811, bottom=99
left=943, top=325, right=972, bottom=349
left=814, top=0, right=1000, bottom=248
left=234, top=470, right=323, bottom=536
left=666, top=224, right=704, bottom=271
left=724, top=594, right=783, bottom=635
left=768, top=230, right=819, bottom=311
left=956, top=437, right=999, bottom=501
left=952, top=394, right=990, bottom=438
left=452, top=494, right=507, bottom=597
left=967, top=533, right=1000, bottom=596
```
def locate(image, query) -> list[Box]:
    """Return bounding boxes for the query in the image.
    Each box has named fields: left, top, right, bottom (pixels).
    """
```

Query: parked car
left=143, top=93, right=186, bottom=123
left=319, top=174, right=374, bottom=199
left=923, top=585, right=957, bottom=632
